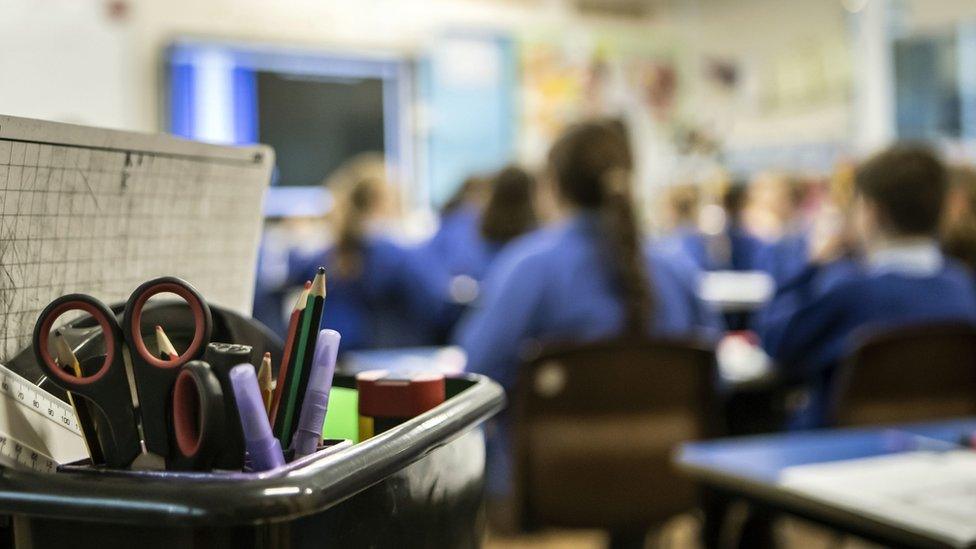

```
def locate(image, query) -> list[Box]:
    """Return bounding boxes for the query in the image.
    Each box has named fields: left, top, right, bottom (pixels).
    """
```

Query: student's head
left=941, top=166, right=976, bottom=271
left=548, top=120, right=633, bottom=209
left=722, top=180, right=749, bottom=226
left=326, top=153, right=396, bottom=277
left=665, top=184, right=700, bottom=229
left=852, top=146, right=947, bottom=246
left=441, top=174, right=491, bottom=216
left=547, top=120, right=652, bottom=336
left=747, top=172, right=806, bottom=235
left=480, top=165, right=538, bottom=245
left=944, top=166, right=976, bottom=233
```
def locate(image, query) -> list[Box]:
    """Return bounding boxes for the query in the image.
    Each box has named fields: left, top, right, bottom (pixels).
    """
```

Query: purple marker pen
left=292, top=329, right=341, bottom=457
left=229, top=364, right=285, bottom=471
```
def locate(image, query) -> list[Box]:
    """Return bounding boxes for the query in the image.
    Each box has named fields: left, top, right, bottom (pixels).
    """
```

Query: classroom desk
left=342, top=343, right=785, bottom=437
left=342, top=341, right=774, bottom=383
left=698, top=271, right=775, bottom=313
left=340, top=346, right=466, bottom=376
left=677, top=418, right=976, bottom=549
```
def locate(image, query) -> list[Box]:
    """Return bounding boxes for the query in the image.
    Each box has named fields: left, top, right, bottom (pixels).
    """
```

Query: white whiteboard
left=0, top=115, right=274, bottom=362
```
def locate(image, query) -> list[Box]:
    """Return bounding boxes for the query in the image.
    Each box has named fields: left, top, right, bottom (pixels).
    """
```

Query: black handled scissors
left=33, top=276, right=216, bottom=468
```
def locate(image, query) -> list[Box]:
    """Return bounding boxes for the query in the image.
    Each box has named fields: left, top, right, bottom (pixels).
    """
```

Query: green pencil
left=276, top=267, right=326, bottom=448
left=286, top=267, right=327, bottom=447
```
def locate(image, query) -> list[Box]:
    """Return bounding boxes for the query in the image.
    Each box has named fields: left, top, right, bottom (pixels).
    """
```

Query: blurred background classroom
left=9, top=0, right=976, bottom=547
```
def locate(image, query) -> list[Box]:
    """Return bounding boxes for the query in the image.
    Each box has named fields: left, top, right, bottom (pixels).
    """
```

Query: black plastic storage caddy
left=0, top=305, right=506, bottom=549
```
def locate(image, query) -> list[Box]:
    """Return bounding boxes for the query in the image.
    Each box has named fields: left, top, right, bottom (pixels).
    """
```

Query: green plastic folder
left=323, top=387, right=359, bottom=443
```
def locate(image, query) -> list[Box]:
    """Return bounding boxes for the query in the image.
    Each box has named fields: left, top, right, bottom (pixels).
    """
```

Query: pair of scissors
left=32, top=277, right=222, bottom=470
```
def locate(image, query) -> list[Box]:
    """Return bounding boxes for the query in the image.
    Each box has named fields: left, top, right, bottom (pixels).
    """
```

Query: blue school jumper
left=661, top=225, right=767, bottom=272
left=756, top=231, right=810, bottom=287
left=455, top=213, right=722, bottom=497
left=756, top=242, right=976, bottom=429
left=288, top=238, right=452, bottom=351
left=422, top=205, right=496, bottom=282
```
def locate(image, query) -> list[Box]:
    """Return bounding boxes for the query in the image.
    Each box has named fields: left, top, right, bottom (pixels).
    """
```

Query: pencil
left=258, top=352, right=273, bottom=415
left=273, top=286, right=314, bottom=441
left=278, top=267, right=326, bottom=448
left=53, top=330, right=104, bottom=465
left=155, top=325, right=179, bottom=360
left=270, top=281, right=310, bottom=428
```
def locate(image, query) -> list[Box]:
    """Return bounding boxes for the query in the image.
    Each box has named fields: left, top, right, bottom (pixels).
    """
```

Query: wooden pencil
left=278, top=267, right=326, bottom=448
left=270, top=281, right=311, bottom=431
left=155, top=325, right=179, bottom=360
left=53, top=330, right=104, bottom=465
left=258, top=352, right=273, bottom=415
left=274, top=286, right=315, bottom=442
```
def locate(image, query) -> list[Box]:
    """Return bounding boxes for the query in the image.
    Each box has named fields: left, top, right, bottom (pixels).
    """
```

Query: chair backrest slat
left=512, top=337, right=718, bottom=531
left=834, top=322, right=976, bottom=426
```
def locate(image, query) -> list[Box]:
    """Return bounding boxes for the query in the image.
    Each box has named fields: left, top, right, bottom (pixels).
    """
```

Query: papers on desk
left=716, top=333, right=771, bottom=382
left=698, top=271, right=774, bottom=312
left=780, top=450, right=976, bottom=547
left=341, top=346, right=467, bottom=376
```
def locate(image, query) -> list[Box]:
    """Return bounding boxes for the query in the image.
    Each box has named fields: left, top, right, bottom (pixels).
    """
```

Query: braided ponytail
left=600, top=167, right=653, bottom=336
left=549, top=121, right=655, bottom=336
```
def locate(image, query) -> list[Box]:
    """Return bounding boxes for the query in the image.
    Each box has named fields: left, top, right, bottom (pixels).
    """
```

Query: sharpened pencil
left=155, top=325, right=179, bottom=360
left=53, top=330, right=104, bottom=465
left=258, top=352, right=273, bottom=415
left=278, top=267, right=326, bottom=448
left=270, top=281, right=311, bottom=430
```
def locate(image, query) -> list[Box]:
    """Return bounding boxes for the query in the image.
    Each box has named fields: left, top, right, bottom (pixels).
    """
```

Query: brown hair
left=548, top=120, right=653, bottom=336
left=942, top=166, right=976, bottom=271
left=441, top=175, right=490, bottom=216
left=480, top=165, right=538, bottom=244
left=855, top=145, right=947, bottom=236
left=667, top=184, right=700, bottom=227
left=327, top=154, right=390, bottom=278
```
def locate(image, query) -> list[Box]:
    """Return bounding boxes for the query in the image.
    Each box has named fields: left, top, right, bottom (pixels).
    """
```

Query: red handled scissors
left=32, top=276, right=217, bottom=469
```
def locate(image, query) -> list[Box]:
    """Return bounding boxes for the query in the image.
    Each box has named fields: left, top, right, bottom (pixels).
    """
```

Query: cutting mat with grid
left=0, top=115, right=273, bottom=362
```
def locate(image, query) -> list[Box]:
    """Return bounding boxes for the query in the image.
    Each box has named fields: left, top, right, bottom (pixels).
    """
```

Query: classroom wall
left=6, top=0, right=976, bottom=168
left=903, top=0, right=976, bottom=31
left=0, top=0, right=139, bottom=130
left=0, top=0, right=663, bottom=134
left=674, top=0, right=851, bottom=152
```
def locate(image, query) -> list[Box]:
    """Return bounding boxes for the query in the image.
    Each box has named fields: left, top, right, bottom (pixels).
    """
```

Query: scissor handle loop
left=124, top=277, right=212, bottom=369
left=171, top=361, right=224, bottom=469
left=33, top=295, right=120, bottom=386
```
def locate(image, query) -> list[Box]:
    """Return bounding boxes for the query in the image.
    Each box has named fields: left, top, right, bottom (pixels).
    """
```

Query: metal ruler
left=0, top=363, right=86, bottom=472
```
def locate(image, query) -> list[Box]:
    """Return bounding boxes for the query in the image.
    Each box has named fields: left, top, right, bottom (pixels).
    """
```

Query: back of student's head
left=855, top=145, right=947, bottom=237
left=945, top=166, right=976, bottom=230
left=325, top=153, right=393, bottom=278
left=666, top=184, right=700, bottom=229
left=548, top=120, right=653, bottom=336
left=722, top=180, right=750, bottom=226
left=942, top=166, right=976, bottom=271
left=480, top=165, right=538, bottom=245
left=441, top=174, right=491, bottom=216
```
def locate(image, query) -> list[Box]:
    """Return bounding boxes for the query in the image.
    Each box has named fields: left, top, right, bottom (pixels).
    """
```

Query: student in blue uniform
left=475, top=165, right=539, bottom=278
left=289, top=155, right=451, bottom=351
left=756, top=231, right=808, bottom=287
left=660, top=181, right=767, bottom=273
left=252, top=231, right=292, bottom=337
left=422, top=175, right=492, bottom=281
left=455, top=121, right=721, bottom=505
left=756, top=146, right=976, bottom=429
left=754, top=176, right=811, bottom=286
